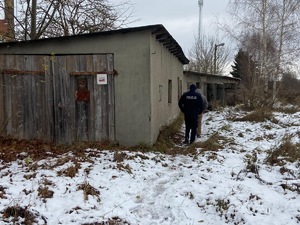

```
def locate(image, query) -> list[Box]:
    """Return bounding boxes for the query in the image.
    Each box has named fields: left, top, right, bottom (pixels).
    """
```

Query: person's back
left=196, top=88, right=208, bottom=111
left=195, top=88, right=208, bottom=137
left=178, top=85, right=203, bottom=116
left=178, top=84, right=204, bottom=144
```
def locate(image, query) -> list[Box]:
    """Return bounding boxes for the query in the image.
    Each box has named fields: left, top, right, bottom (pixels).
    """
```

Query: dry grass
left=38, top=186, right=54, bottom=200
left=57, top=162, right=81, bottom=178
left=266, top=135, right=300, bottom=165
left=2, top=206, right=46, bottom=225
left=81, top=216, right=130, bottom=225
left=152, top=114, right=184, bottom=152
left=117, top=163, right=132, bottom=174
left=77, top=181, right=100, bottom=202
left=0, top=185, right=6, bottom=199
left=234, top=108, right=277, bottom=123
left=198, top=133, right=226, bottom=151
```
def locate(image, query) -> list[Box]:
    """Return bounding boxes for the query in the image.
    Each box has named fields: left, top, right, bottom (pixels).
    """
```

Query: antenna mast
left=198, top=0, right=203, bottom=41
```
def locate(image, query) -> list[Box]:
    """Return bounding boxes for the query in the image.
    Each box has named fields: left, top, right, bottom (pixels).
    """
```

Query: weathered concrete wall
left=0, top=28, right=187, bottom=146
left=149, top=36, right=184, bottom=145
left=0, top=30, right=153, bottom=146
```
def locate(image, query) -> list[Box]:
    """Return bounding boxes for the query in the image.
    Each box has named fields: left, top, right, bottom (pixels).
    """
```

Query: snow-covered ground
left=0, top=107, right=299, bottom=225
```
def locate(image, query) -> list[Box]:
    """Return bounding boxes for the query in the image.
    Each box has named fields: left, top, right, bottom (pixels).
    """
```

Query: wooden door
left=0, top=54, right=115, bottom=144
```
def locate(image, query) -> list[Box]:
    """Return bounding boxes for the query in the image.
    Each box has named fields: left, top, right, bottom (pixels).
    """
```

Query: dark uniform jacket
left=178, top=88, right=204, bottom=118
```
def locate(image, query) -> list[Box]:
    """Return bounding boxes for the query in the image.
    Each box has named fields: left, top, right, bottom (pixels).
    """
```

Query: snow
left=0, top=107, right=299, bottom=225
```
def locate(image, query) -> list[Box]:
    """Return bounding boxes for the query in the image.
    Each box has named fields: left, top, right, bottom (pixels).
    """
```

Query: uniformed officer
left=178, top=84, right=204, bottom=144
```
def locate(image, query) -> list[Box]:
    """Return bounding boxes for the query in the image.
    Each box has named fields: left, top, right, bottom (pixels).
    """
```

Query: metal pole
left=213, top=43, right=225, bottom=74
left=214, top=44, right=217, bottom=74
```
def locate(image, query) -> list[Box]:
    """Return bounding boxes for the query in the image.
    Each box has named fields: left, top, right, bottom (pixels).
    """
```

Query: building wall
left=149, top=37, right=184, bottom=144
left=0, top=30, right=161, bottom=146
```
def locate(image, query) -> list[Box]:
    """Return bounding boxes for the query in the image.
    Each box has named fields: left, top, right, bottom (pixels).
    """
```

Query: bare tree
left=226, top=0, right=300, bottom=105
left=3, top=0, right=15, bottom=40
left=0, top=0, right=135, bottom=41
left=187, top=35, right=230, bottom=75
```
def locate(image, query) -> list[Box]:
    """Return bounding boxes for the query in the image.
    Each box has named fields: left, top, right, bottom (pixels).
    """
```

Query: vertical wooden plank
left=86, top=55, right=95, bottom=141
left=12, top=55, right=22, bottom=139
left=107, top=53, right=115, bottom=141
left=71, top=55, right=88, bottom=142
left=0, top=55, right=5, bottom=135
left=52, top=56, right=71, bottom=144
left=61, top=56, right=73, bottom=144
left=78, top=55, right=89, bottom=142
left=21, top=55, right=33, bottom=139
left=93, top=55, right=107, bottom=141
left=66, top=55, right=77, bottom=143
left=30, top=55, right=46, bottom=140
left=0, top=53, right=117, bottom=144
left=15, top=56, right=24, bottom=139
left=4, top=55, right=14, bottom=136
left=44, top=55, right=54, bottom=142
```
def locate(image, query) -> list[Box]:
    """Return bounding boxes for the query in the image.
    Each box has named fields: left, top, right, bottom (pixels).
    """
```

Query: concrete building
left=0, top=24, right=189, bottom=146
left=183, top=71, right=240, bottom=107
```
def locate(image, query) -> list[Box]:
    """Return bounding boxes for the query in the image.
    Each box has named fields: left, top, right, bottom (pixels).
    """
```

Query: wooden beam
left=69, top=70, right=118, bottom=76
left=0, top=69, right=44, bottom=75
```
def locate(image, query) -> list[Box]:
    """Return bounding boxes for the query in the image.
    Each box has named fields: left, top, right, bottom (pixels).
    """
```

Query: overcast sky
left=121, top=0, right=231, bottom=55
left=1, top=0, right=230, bottom=55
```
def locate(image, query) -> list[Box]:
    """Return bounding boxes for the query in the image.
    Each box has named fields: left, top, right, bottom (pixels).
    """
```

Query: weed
left=2, top=205, right=47, bottom=225
left=57, top=162, right=81, bottom=178
left=24, top=156, right=33, bottom=165
left=221, top=124, right=231, bottom=132
left=280, top=183, right=300, bottom=193
left=0, top=185, right=6, bottom=199
left=152, top=114, right=184, bottom=153
left=266, top=135, right=300, bottom=165
left=234, top=108, right=277, bottom=123
left=81, top=216, right=130, bottom=225
left=24, top=173, right=37, bottom=180
left=117, top=163, right=132, bottom=174
left=215, top=199, right=230, bottom=215
left=77, top=181, right=100, bottom=202
left=38, top=186, right=54, bottom=200
left=198, top=133, right=225, bottom=151
left=275, top=105, right=299, bottom=114
left=184, top=192, right=194, bottom=199
left=113, top=151, right=128, bottom=163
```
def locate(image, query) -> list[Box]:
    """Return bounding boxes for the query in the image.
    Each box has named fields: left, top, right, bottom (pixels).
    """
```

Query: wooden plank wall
left=0, top=55, right=5, bottom=134
left=0, top=54, right=115, bottom=144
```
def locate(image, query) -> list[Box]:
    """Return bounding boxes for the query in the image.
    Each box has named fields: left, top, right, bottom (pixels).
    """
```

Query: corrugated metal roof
left=0, top=24, right=189, bottom=65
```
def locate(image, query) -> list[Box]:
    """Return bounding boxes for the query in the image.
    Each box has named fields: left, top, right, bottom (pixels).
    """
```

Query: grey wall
left=0, top=29, right=185, bottom=146
left=150, top=37, right=184, bottom=145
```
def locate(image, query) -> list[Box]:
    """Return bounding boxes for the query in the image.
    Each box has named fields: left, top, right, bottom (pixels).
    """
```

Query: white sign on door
left=97, top=74, right=107, bottom=85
